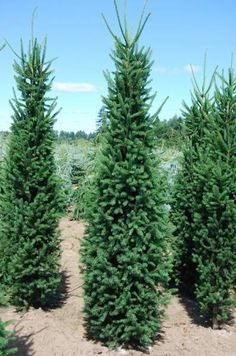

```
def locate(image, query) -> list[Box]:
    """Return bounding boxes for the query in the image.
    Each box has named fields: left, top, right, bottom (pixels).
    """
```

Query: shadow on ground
left=8, top=270, right=70, bottom=355
left=10, top=329, right=34, bottom=356
left=43, top=270, right=70, bottom=310
left=179, top=292, right=235, bottom=329
left=179, top=294, right=211, bottom=327
left=83, top=318, right=166, bottom=354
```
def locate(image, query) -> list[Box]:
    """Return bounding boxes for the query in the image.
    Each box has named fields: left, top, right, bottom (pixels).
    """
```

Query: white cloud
left=155, top=65, right=168, bottom=74
left=155, top=66, right=181, bottom=75
left=52, top=82, right=97, bottom=93
left=155, top=64, right=201, bottom=75
left=72, top=110, right=90, bottom=116
left=184, top=64, right=201, bottom=73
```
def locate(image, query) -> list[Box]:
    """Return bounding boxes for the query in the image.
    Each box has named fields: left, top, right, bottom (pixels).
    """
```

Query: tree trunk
left=212, top=305, right=220, bottom=329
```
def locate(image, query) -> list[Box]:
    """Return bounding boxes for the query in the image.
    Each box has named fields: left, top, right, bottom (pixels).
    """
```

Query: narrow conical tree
left=81, top=2, right=171, bottom=349
left=0, top=38, right=61, bottom=308
left=192, top=67, right=236, bottom=328
left=171, top=69, right=215, bottom=291
left=0, top=42, right=16, bottom=355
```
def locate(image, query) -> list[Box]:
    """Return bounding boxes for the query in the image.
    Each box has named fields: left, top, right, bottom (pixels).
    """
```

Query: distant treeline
left=54, top=130, right=95, bottom=141
left=97, top=107, right=184, bottom=148
left=0, top=115, right=184, bottom=146
left=0, top=130, right=94, bottom=142
left=156, top=115, right=184, bottom=147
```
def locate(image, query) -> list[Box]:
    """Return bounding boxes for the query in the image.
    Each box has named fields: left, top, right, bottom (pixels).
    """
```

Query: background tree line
left=0, top=114, right=184, bottom=147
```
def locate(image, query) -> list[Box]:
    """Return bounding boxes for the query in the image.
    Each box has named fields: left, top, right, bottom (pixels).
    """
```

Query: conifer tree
left=192, top=67, right=236, bottom=328
left=0, top=38, right=61, bottom=308
left=171, top=70, right=214, bottom=291
left=81, top=2, right=171, bottom=349
left=0, top=42, right=16, bottom=356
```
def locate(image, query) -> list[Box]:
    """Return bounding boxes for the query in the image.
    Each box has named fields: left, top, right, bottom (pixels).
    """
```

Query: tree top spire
left=102, top=0, right=151, bottom=47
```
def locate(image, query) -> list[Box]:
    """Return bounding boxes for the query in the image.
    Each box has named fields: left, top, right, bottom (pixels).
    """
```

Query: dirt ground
left=0, top=216, right=235, bottom=356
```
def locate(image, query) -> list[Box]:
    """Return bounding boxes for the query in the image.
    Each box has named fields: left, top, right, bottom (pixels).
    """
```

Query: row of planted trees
left=172, top=65, right=236, bottom=329
left=0, top=1, right=236, bottom=353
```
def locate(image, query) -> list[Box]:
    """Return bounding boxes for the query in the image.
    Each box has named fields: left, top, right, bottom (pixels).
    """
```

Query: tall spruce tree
left=0, top=38, right=61, bottom=308
left=192, top=67, right=236, bottom=328
left=171, top=70, right=215, bottom=292
left=81, top=2, right=171, bottom=349
left=0, top=41, right=16, bottom=356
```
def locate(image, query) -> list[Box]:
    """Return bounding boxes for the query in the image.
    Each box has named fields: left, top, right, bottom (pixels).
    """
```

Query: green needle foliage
left=170, top=68, right=215, bottom=292
left=0, top=38, right=61, bottom=309
left=0, top=42, right=16, bottom=356
left=192, top=67, right=236, bottom=328
left=81, top=2, right=171, bottom=349
left=0, top=321, right=16, bottom=356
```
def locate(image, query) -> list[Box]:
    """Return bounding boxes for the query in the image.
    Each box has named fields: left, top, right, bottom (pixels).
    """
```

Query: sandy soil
left=0, top=216, right=235, bottom=356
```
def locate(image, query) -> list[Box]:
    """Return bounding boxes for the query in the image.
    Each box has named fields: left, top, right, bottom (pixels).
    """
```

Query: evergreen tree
left=192, top=67, right=236, bottom=328
left=0, top=38, right=61, bottom=308
left=81, top=2, right=171, bottom=349
left=0, top=42, right=16, bottom=356
left=171, top=70, right=215, bottom=292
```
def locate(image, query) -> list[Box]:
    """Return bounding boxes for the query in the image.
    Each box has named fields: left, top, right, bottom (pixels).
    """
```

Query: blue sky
left=0, top=0, right=235, bottom=133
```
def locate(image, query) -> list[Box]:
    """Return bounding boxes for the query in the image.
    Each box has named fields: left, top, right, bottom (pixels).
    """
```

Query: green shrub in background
left=72, top=178, right=91, bottom=220
left=72, top=151, right=95, bottom=220
left=55, top=143, right=74, bottom=209
left=55, top=139, right=93, bottom=212
left=155, top=115, right=185, bottom=149
left=0, top=38, right=61, bottom=308
left=81, top=1, right=172, bottom=349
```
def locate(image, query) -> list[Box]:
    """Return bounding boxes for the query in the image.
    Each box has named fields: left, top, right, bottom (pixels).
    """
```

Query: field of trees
left=0, top=1, right=236, bottom=355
